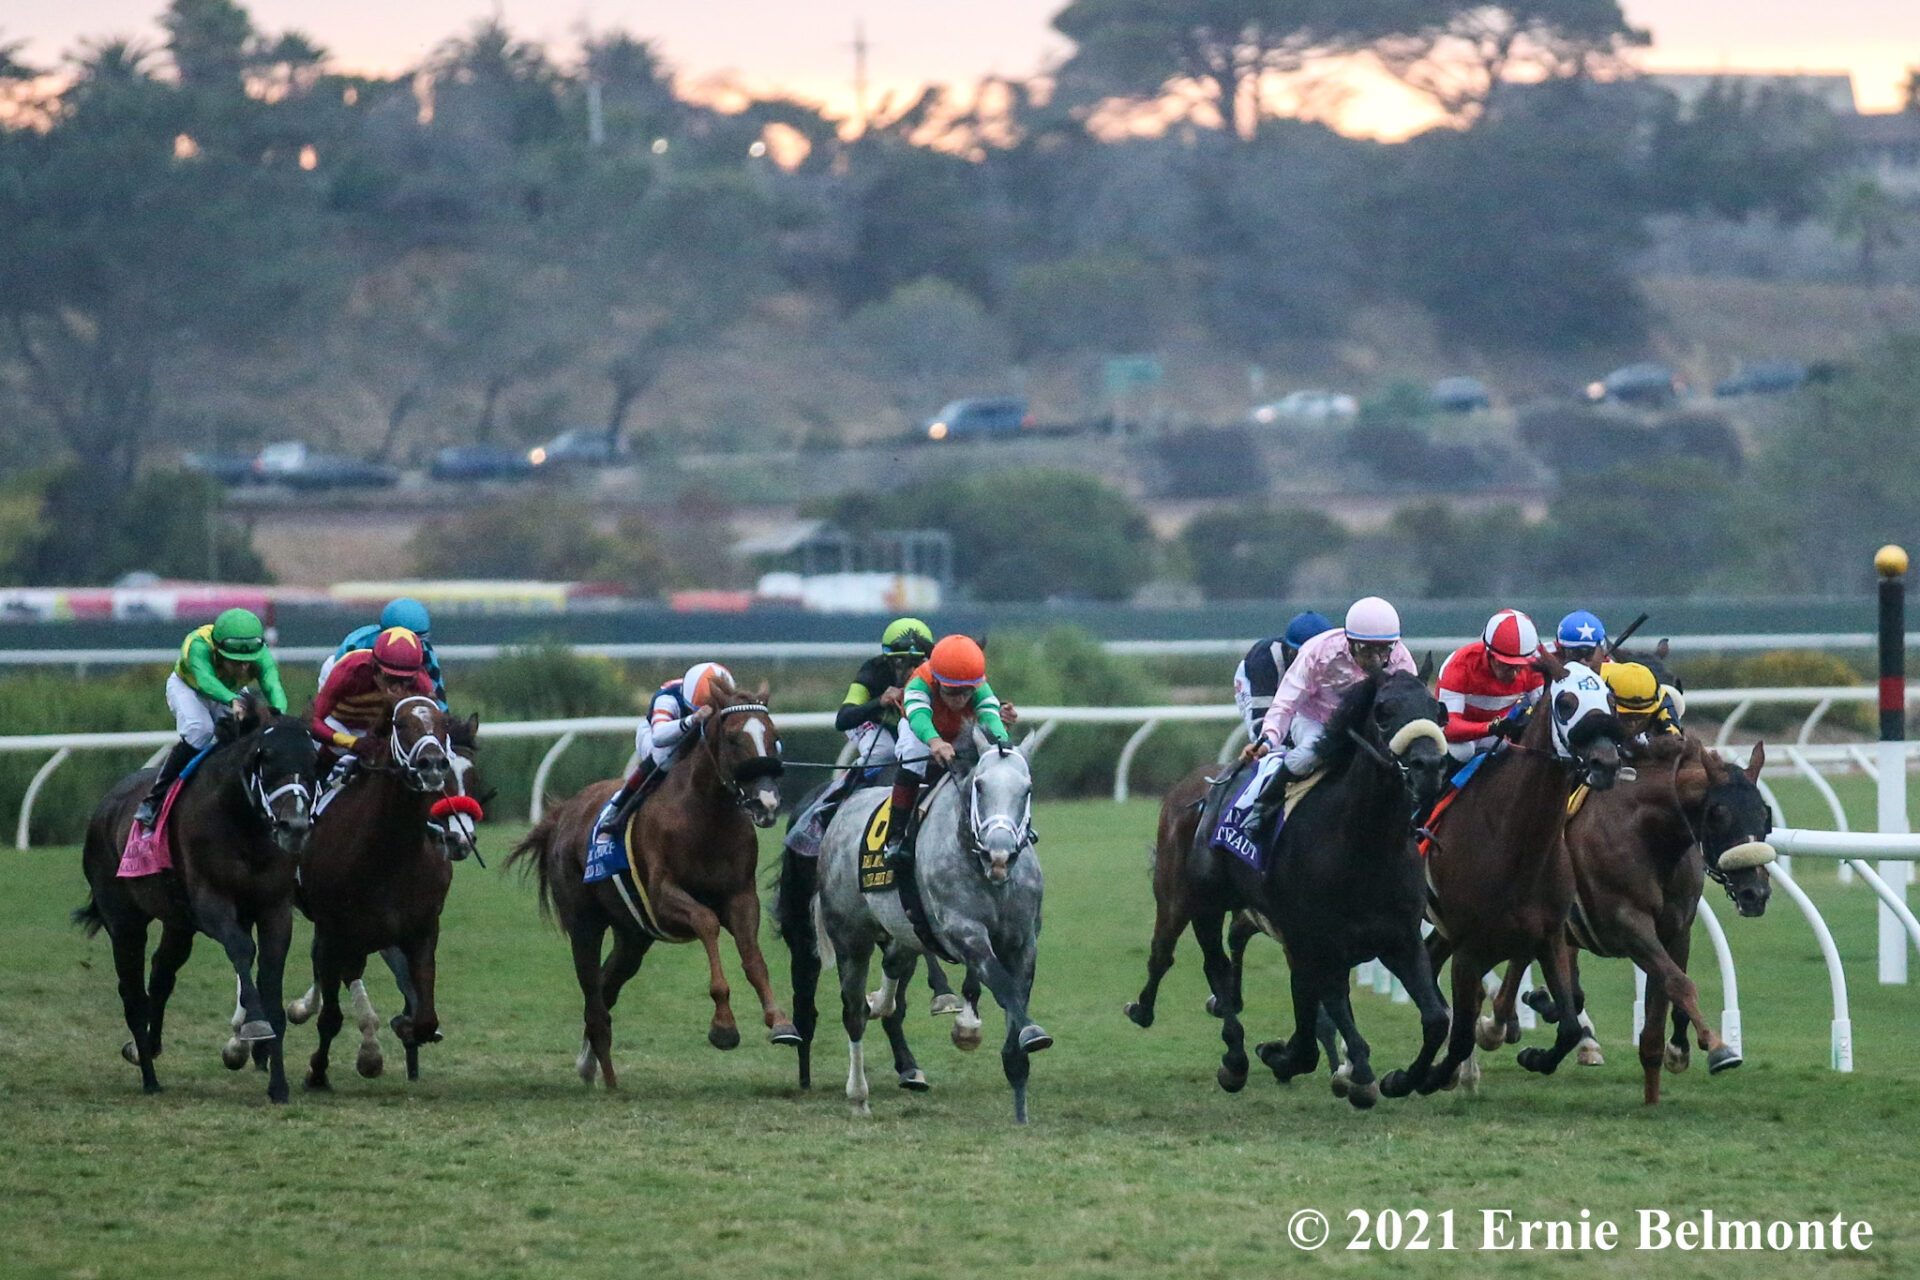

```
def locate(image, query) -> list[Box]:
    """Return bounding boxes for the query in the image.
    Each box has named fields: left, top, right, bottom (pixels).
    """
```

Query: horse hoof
left=1018, top=1024, right=1053, bottom=1053
left=1664, top=1044, right=1691, bottom=1074
left=142, top=1080, right=164, bottom=1095
left=1577, top=1040, right=1605, bottom=1067
left=1523, top=987, right=1558, bottom=1022
left=576, top=1050, right=599, bottom=1084
left=221, top=1040, right=249, bottom=1071
left=1707, top=1046, right=1742, bottom=1074
left=898, top=1069, right=930, bottom=1091
left=951, top=1021, right=983, bottom=1053
left=1330, top=1064, right=1353, bottom=1098
left=769, top=1023, right=803, bottom=1047
left=930, top=993, right=964, bottom=1017
left=708, top=1025, right=741, bottom=1051
left=269, top=1086, right=289, bottom=1105
left=865, top=989, right=892, bottom=1019
left=285, top=998, right=313, bottom=1025
left=1473, top=1016, right=1505, bottom=1052
left=356, top=1044, right=384, bottom=1079
left=1204, top=994, right=1221, bottom=1017
left=237, top=1020, right=275, bottom=1043
left=1517, top=1047, right=1556, bottom=1075
left=1123, top=1001, right=1154, bottom=1028
left=1348, top=1080, right=1380, bottom=1109
left=1504, top=1019, right=1523, bottom=1045
left=850, top=1100, right=871, bottom=1118
left=303, top=1073, right=330, bottom=1092
left=1217, top=1065, right=1248, bottom=1093
left=1379, top=1069, right=1411, bottom=1099
left=121, top=1040, right=141, bottom=1066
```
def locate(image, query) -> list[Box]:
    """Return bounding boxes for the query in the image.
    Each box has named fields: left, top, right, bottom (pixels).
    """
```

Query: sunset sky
left=9, top=0, right=1917, bottom=136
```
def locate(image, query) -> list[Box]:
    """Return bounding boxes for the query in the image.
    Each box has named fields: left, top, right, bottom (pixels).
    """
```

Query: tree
left=1643, top=81, right=1842, bottom=224
left=847, top=278, right=1008, bottom=404
left=1828, top=176, right=1908, bottom=287
left=1372, top=0, right=1646, bottom=124
left=1387, top=502, right=1529, bottom=597
left=1051, top=0, right=1414, bottom=138
left=1180, top=505, right=1347, bottom=599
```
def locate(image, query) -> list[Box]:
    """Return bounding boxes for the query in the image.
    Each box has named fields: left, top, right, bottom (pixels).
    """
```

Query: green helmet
left=210, top=608, right=267, bottom=661
left=881, top=617, right=933, bottom=658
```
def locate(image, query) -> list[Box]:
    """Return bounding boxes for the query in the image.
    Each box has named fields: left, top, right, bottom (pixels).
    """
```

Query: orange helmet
left=372, top=626, right=425, bottom=676
left=928, top=635, right=987, bottom=688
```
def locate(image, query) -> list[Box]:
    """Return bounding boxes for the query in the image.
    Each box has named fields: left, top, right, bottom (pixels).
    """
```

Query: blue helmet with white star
left=1556, top=610, right=1606, bottom=652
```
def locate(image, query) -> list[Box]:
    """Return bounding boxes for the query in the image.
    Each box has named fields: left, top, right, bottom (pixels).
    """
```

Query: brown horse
left=74, top=700, right=319, bottom=1103
left=296, top=695, right=475, bottom=1090
left=1421, top=655, right=1626, bottom=1092
left=1510, top=734, right=1775, bottom=1104
left=506, top=676, right=798, bottom=1089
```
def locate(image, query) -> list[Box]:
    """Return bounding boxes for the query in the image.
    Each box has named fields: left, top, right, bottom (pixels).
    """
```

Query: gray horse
left=815, top=741, right=1049, bottom=1123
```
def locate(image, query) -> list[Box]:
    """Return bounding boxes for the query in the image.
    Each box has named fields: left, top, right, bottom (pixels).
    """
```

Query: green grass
left=3, top=798, right=1918, bottom=1279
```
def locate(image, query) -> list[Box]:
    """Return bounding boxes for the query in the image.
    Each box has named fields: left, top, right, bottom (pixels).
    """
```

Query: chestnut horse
left=506, top=676, right=798, bottom=1089
left=296, top=696, right=475, bottom=1090
left=1510, top=734, right=1775, bottom=1104
left=1421, top=656, right=1626, bottom=1092
left=74, top=699, right=319, bottom=1103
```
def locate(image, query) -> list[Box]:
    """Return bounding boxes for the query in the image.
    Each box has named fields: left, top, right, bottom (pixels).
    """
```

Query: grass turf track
left=1, top=778, right=1916, bottom=1279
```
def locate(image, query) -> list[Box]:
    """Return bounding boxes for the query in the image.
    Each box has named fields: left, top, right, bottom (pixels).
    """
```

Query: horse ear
left=1015, top=732, right=1039, bottom=761
left=1417, top=652, right=1434, bottom=684
left=1746, top=740, right=1765, bottom=782
left=755, top=681, right=770, bottom=705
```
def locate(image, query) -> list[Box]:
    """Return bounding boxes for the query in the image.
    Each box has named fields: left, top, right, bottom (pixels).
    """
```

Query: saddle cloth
left=857, top=777, right=947, bottom=896
left=117, top=746, right=214, bottom=879
left=594, top=811, right=686, bottom=942
left=1207, top=765, right=1325, bottom=872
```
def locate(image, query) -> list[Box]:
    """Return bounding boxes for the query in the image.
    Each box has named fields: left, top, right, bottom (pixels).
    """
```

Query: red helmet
left=1481, top=610, right=1540, bottom=665
left=928, top=635, right=987, bottom=688
left=372, top=626, right=426, bottom=676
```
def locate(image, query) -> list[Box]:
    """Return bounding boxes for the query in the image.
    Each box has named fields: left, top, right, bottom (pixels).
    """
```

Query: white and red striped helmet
left=1481, top=610, right=1540, bottom=664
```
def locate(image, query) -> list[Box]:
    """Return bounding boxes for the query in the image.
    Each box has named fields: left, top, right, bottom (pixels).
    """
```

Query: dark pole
left=1874, top=543, right=1909, bottom=986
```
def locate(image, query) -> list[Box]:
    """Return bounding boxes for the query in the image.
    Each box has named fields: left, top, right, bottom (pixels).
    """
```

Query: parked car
left=1714, top=360, right=1807, bottom=398
left=1430, top=376, right=1492, bottom=413
left=1585, top=362, right=1683, bottom=407
left=1251, top=390, right=1358, bottom=425
left=528, top=428, right=627, bottom=468
left=182, top=451, right=260, bottom=486
left=251, top=441, right=399, bottom=490
left=924, top=397, right=1031, bottom=441
left=430, top=443, right=535, bottom=481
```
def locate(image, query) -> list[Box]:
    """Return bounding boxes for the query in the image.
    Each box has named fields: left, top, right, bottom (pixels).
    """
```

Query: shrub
left=1180, top=505, right=1347, bottom=601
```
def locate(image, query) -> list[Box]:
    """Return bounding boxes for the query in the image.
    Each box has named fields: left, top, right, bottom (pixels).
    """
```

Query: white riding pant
left=895, top=722, right=937, bottom=779
left=633, top=724, right=680, bottom=772
left=165, top=673, right=223, bottom=750
left=1235, top=715, right=1325, bottom=807
left=846, top=722, right=901, bottom=769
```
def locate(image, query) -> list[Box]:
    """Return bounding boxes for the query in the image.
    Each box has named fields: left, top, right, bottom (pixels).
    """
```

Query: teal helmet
left=380, top=597, right=431, bottom=637
left=881, top=617, right=933, bottom=658
left=210, top=608, right=266, bottom=661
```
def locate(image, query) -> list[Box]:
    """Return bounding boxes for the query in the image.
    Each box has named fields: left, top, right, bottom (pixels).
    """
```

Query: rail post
left=1876, top=544, right=1910, bottom=984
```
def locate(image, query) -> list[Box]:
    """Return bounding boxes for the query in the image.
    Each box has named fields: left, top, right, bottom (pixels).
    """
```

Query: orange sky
left=9, top=1, right=1917, bottom=138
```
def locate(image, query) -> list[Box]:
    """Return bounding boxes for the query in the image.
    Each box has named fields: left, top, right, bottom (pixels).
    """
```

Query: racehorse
left=74, top=697, right=319, bottom=1102
left=813, top=741, right=1047, bottom=1122
left=1191, top=670, right=1453, bottom=1107
left=1513, top=734, right=1774, bottom=1104
left=506, top=676, right=797, bottom=1089
left=1421, top=656, right=1625, bottom=1092
left=282, top=715, right=487, bottom=1081
left=294, top=696, right=477, bottom=1090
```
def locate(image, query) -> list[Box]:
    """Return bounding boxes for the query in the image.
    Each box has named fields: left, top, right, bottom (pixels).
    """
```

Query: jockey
left=311, top=627, right=437, bottom=785
left=1232, top=611, right=1334, bottom=742
left=321, top=597, right=446, bottom=709
left=1602, top=661, right=1683, bottom=740
left=1435, top=609, right=1547, bottom=763
left=587, top=662, right=732, bottom=862
left=1234, top=597, right=1416, bottom=835
left=882, top=635, right=1016, bottom=874
left=135, top=608, right=289, bottom=828
left=1554, top=610, right=1608, bottom=666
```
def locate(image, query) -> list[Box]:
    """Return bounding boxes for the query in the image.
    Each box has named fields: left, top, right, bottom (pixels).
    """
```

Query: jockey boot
left=134, top=738, right=197, bottom=829
left=881, top=776, right=922, bottom=879
left=590, top=759, right=657, bottom=856
left=1239, top=761, right=1295, bottom=844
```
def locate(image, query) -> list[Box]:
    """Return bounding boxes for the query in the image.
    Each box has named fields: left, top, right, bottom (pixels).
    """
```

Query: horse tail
left=504, top=813, right=561, bottom=922
left=71, top=895, right=106, bottom=938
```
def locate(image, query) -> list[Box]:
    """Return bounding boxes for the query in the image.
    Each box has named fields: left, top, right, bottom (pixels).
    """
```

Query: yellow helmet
left=1603, top=661, right=1660, bottom=715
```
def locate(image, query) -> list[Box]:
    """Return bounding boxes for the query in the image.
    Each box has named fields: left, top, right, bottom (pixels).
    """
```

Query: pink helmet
left=1482, top=609, right=1540, bottom=664
left=1343, top=597, right=1401, bottom=643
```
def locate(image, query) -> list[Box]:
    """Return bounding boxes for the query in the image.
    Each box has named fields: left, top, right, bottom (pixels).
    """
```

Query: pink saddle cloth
left=117, top=780, right=186, bottom=878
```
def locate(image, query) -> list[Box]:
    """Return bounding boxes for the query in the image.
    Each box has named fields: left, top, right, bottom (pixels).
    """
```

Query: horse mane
left=1311, top=674, right=1382, bottom=773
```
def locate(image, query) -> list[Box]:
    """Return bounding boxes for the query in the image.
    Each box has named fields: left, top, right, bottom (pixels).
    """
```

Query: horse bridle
left=700, top=702, right=782, bottom=810
left=1665, top=748, right=1771, bottom=896
left=385, top=695, right=454, bottom=790
left=962, top=747, right=1037, bottom=870
left=245, top=729, right=314, bottom=834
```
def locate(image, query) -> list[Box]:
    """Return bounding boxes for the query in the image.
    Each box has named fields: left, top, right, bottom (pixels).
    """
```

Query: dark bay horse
left=506, top=676, right=798, bottom=1089
left=1515, top=734, right=1775, bottom=1104
left=296, top=696, right=476, bottom=1089
left=1421, top=656, right=1625, bottom=1092
left=1129, top=669, right=1452, bottom=1109
left=75, top=702, right=319, bottom=1102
